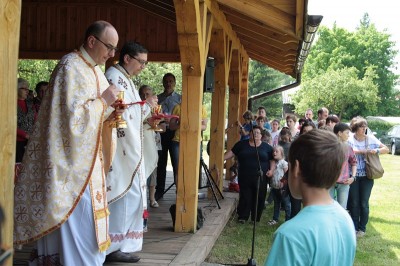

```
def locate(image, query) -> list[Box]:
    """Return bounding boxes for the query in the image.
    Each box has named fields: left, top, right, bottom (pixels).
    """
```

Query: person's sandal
left=150, top=201, right=159, bottom=208
left=268, top=220, right=278, bottom=226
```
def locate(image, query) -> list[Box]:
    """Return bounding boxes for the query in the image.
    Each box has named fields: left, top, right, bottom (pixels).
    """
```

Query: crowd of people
left=13, top=19, right=389, bottom=266
left=223, top=106, right=389, bottom=265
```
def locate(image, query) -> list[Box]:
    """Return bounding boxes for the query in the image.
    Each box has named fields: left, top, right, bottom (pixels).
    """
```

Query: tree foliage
left=301, top=13, right=399, bottom=118
left=293, top=67, right=379, bottom=119
left=18, top=60, right=58, bottom=90
left=16, top=59, right=217, bottom=112
left=133, top=62, right=182, bottom=95
left=248, top=60, right=295, bottom=119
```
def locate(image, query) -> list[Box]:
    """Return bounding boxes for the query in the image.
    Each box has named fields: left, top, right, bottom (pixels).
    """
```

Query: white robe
left=105, top=65, right=150, bottom=254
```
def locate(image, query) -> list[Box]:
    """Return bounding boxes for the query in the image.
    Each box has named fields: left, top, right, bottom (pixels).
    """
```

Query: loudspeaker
left=203, top=57, right=215, bottom=93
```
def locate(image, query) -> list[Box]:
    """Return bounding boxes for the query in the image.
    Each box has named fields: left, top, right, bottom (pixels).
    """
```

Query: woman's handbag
left=365, top=138, right=384, bottom=179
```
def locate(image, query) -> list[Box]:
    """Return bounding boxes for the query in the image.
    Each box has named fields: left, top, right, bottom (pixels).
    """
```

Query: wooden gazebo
left=1, top=1, right=321, bottom=263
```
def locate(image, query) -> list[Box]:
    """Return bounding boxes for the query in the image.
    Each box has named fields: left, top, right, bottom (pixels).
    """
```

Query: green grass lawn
left=205, top=154, right=400, bottom=265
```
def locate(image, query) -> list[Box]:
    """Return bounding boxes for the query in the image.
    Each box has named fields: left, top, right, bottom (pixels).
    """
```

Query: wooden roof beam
left=240, top=39, right=297, bottom=62
left=204, top=0, right=248, bottom=58
left=232, top=25, right=298, bottom=51
left=248, top=52, right=294, bottom=76
left=295, top=0, right=306, bottom=38
left=217, top=0, right=297, bottom=38
left=220, top=6, right=299, bottom=43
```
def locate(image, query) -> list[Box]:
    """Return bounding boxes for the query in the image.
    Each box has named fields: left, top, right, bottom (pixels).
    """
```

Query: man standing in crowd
left=105, top=42, right=157, bottom=263
left=169, top=102, right=208, bottom=188
left=317, top=107, right=329, bottom=124
left=14, top=20, right=121, bottom=265
left=156, top=73, right=181, bottom=199
left=305, top=108, right=313, bottom=121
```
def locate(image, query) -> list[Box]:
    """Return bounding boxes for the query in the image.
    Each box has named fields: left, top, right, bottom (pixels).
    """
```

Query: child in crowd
left=268, top=146, right=291, bottom=225
left=278, top=127, right=291, bottom=158
left=256, top=116, right=272, bottom=144
left=265, top=128, right=291, bottom=206
left=270, top=119, right=280, bottom=147
left=330, top=123, right=357, bottom=208
left=228, top=157, right=240, bottom=192
left=299, top=119, right=316, bottom=135
left=261, top=129, right=272, bottom=145
left=264, top=130, right=356, bottom=266
left=326, top=115, right=340, bottom=129
left=256, top=116, right=266, bottom=129
left=237, top=110, right=254, bottom=141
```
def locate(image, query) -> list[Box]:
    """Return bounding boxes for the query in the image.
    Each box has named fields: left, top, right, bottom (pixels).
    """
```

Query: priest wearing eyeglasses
left=104, top=41, right=158, bottom=263
left=14, top=20, right=123, bottom=265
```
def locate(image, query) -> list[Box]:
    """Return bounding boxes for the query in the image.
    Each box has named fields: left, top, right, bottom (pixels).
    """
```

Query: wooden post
left=208, top=29, right=232, bottom=189
left=225, top=49, right=241, bottom=173
left=1, top=1, right=21, bottom=265
left=239, top=54, right=249, bottom=115
left=173, top=0, right=213, bottom=232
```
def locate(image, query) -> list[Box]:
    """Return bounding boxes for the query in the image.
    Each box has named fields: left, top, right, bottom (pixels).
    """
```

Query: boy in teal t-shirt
left=265, top=130, right=356, bottom=266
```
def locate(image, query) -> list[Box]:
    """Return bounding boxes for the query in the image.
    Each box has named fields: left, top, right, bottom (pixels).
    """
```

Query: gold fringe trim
left=94, top=208, right=110, bottom=220
left=99, top=238, right=111, bottom=252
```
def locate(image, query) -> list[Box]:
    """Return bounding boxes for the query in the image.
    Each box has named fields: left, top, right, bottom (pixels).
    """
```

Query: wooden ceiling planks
left=217, top=0, right=296, bottom=37
left=19, top=0, right=309, bottom=76
left=19, top=0, right=180, bottom=61
left=217, top=0, right=303, bottom=76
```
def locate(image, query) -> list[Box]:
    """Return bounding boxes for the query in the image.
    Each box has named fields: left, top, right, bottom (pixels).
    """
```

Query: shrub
left=366, top=119, right=397, bottom=139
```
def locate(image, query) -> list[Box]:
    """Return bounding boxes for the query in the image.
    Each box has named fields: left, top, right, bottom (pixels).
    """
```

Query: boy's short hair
left=333, top=122, right=351, bottom=135
left=300, top=120, right=316, bottom=134
left=326, top=115, right=340, bottom=124
left=256, top=116, right=266, bottom=122
left=288, top=130, right=345, bottom=189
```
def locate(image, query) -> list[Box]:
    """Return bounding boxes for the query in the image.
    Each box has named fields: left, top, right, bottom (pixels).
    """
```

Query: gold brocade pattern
left=14, top=49, right=114, bottom=251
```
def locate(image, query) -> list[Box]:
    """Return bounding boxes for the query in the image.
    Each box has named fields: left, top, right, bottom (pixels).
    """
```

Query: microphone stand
left=247, top=123, right=263, bottom=266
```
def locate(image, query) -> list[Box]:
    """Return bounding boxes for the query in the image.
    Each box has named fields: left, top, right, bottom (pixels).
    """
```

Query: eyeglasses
left=18, top=87, right=29, bottom=91
left=93, top=36, right=118, bottom=52
left=129, top=55, right=148, bottom=66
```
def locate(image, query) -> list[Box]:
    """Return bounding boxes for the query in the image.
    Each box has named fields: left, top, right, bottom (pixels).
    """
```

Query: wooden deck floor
left=13, top=170, right=238, bottom=266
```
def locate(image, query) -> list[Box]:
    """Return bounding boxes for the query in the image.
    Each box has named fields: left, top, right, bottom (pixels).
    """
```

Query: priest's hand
left=147, top=117, right=162, bottom=127
left=101, top=84, right=119, bottom=106
left=113, top=105, right=126, bottom=116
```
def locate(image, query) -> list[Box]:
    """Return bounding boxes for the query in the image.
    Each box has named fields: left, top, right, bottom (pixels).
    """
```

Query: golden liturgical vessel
left=111, top=91, right=127, bottom=128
